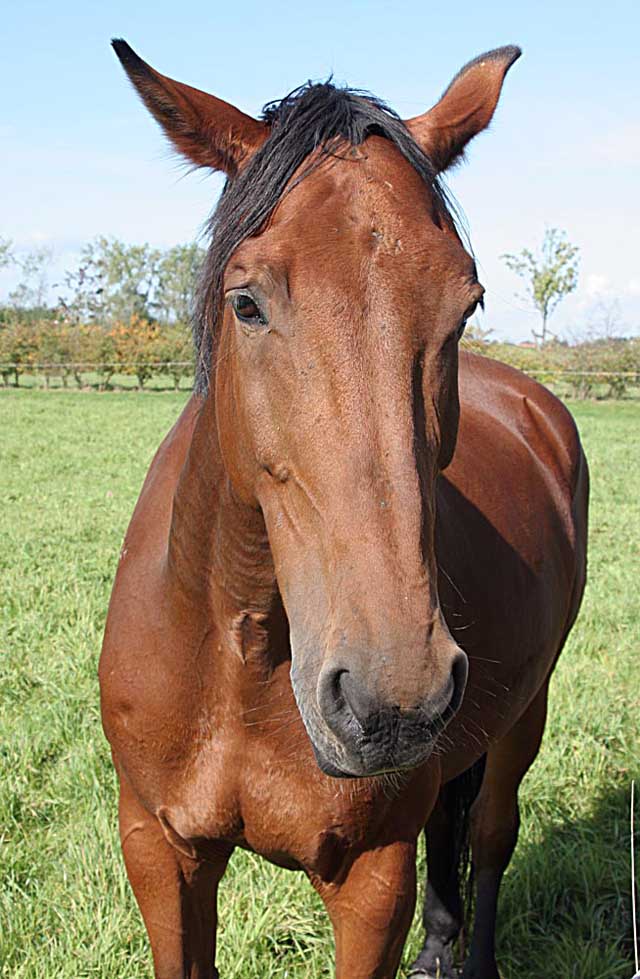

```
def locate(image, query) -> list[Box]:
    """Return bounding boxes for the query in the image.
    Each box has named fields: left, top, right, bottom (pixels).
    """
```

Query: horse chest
left=155, top=719, right=418, bottom=879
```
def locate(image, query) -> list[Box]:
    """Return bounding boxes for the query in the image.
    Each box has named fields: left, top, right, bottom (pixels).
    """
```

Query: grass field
left=1, top=389, right=638, bottom=979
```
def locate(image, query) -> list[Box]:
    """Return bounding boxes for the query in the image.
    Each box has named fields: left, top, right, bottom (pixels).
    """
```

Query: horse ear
left=406, top=46, right=521, bottom=173
left=112, top=39, right=268, bottom=175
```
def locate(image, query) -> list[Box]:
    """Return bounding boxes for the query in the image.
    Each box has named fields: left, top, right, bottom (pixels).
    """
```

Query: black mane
left=193, top=81, right=456, bottom=393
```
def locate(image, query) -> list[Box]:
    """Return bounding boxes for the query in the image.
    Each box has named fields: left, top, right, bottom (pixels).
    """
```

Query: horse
left=99, top=39, right=589, bottom=979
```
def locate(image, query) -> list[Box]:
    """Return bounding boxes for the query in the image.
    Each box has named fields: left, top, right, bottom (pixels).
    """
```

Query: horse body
left=100, top=39, right=588, bottom=979
left=101, top=355, right=586, bottom=975
left=439, top=355, right=587, bottom=778
left=102, top=390, right=438, bottom=871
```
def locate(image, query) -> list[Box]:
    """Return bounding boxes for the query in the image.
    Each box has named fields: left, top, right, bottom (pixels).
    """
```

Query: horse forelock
left=192, top=81, right=462, bottom=394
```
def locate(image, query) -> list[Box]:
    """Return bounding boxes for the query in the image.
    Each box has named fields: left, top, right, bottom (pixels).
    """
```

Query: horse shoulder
left=99, top=395, right=207, bottom=781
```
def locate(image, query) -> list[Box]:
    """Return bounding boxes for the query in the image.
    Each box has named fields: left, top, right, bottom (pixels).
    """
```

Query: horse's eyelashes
left=456, top=299, right=481, bottom=340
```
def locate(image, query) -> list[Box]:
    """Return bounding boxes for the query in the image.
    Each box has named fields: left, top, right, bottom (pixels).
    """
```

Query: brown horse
left=100, top=40, right=588, bottom=979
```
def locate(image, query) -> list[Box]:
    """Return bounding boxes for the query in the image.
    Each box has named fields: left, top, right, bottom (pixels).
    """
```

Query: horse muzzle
left=295, top=648, right=468, bottom=779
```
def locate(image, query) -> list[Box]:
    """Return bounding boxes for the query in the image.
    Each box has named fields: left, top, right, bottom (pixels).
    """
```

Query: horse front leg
left=314, top=840, right=418, bottom=979
left=461, top=681, right=549, bottom=979
left=118, top=772, right=231, bottom=979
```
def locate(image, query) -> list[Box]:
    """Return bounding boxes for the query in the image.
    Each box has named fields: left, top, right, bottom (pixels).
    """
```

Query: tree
left=62, top=237, right=161, bottom=324
left=459, top=317, right=494, bottom=357
left=9, top=246, right=53, bottom=311
left=155, top=243, right=205, bottom=326
left=0, top=237, right=14, bottom=270
left=585, top=299, right=625, bottom=343
left=502, top=228, right=579, bottom=346
left=61, top=238, right=204, bottom=327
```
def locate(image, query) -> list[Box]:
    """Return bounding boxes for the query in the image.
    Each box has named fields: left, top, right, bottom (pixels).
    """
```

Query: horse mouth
left=308, top=721, right=443, bottom=780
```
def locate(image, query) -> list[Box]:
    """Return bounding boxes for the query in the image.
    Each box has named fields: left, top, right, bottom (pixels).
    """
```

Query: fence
left=3, top=361, right=640, bottom=399
left=2, top=314, right=638, bottom=397
left=0, top=360, right=194, bottom=391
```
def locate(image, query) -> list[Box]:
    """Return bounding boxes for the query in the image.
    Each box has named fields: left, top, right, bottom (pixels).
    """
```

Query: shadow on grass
left=495, top=783, right=636, bottom=979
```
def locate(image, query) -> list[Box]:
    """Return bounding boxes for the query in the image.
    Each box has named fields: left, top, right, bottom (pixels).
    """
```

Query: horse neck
left=167, top=391, right=278, bottom=662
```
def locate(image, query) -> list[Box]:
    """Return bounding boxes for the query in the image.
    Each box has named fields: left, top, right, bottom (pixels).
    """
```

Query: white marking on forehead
left=371, top=227, right=403, bottom=256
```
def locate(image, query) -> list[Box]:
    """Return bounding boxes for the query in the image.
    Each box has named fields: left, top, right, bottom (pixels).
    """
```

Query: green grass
left=1, top=390, right=638, bottom=978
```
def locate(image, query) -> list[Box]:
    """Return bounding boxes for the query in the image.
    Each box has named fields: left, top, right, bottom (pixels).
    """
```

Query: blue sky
left=2, top=0, right=639, bottom=341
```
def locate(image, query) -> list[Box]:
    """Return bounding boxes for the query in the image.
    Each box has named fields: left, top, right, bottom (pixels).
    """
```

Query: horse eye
left=232, top=293, right=266, bottom=325
left=456, top=300, right=480, bottom=341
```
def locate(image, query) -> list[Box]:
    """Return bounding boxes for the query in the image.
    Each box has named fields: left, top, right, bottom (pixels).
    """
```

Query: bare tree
left=0, top=236, right=14, bottom=270
left=502, top=228, right=579, bottom=346
left=9, top=246, right=54, bottom=311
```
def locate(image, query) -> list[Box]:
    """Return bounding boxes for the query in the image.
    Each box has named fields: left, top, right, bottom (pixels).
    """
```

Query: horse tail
left=441, top=753, right=487, bottom=941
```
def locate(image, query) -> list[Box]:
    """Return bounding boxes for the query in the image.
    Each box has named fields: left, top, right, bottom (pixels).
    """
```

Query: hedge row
left=0, top=316, right=193, bottom=389
left=1, top=316, right=639, bottom=398
left=462, top=336, right=640, bottom=399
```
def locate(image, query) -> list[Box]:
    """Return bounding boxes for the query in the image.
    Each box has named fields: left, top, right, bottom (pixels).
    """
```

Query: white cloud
left=585, top=274, right=611, bottom=298
left=596, top=123, right=640, bottom=167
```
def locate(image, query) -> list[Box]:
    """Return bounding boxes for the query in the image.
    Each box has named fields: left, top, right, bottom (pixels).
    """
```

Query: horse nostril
left=317, top=666, right=376, bottom=735
left=449, top=649, right=469, bottom=715
left=336, top=669, right=378, bottom=731
left=317, top=666, right=345, bottom=723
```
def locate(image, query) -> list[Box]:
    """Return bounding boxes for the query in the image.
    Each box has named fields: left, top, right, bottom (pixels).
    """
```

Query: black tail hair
left=440, top=753, right=487, bottom=946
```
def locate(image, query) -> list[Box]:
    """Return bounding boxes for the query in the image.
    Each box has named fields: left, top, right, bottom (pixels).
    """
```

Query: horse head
left=114, top=40, right=519, bottom=777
